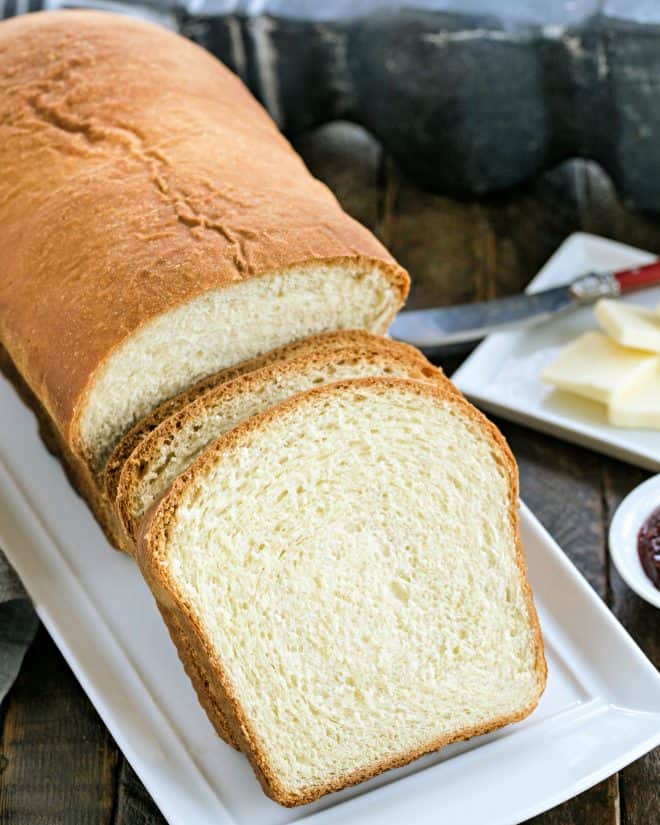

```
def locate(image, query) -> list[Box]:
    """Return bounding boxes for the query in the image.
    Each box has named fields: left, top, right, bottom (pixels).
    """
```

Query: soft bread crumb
left=80, top=262, right=399, bottom=471
left=116, top=341, right=442, bottom=545
left=141, top=378, right=545, bottom=805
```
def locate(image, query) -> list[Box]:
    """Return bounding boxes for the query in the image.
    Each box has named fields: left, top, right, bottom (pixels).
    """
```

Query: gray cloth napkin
left=0, top=548, right=39, bottom=703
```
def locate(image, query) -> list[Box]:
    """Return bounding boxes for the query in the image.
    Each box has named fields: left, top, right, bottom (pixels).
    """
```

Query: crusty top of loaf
left=0, top=11, right=407, bottom=442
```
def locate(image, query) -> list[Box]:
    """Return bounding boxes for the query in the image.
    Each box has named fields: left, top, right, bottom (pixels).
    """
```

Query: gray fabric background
left=0, top=549, right=39, bottom=704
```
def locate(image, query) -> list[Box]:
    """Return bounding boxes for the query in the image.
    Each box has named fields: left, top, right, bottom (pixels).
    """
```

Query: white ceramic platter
left=453, top=232, right=660, bottom=471
left=1, top=364, right=660, bottom=825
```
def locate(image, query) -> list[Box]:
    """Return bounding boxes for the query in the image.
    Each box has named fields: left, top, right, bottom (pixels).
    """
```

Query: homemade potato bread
left=1, top=10, right=546, bottom=806
left=0, top=11, right=408, bottom=478
left=115, top=336, right=442, bottom=550
left=138, top=378, right=546, bottom=806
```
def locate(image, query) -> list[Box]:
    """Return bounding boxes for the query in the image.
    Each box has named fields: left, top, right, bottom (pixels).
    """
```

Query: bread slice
left=138, top=378, right=546, bottom=806
left=125, top=340, right=443, bottom=748
left=114, top=339, right=441, bottom=551
left=0, top=12, right=408, bottom=478
left=104, top=330, right=422, bottom=506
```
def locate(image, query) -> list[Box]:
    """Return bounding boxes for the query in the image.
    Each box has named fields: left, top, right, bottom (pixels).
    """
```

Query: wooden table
left=0, top=124, right=658, bottom=824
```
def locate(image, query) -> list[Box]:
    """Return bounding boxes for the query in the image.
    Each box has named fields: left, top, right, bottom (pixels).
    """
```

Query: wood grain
left=113, top=761, right=166, bottom=825
left=380, top=157, right=582, bottom=311
left=526, top=779, right=620, bottom=825
left=0, top=628, right=117, bottom=825
left=504, top=423, right=608, bottom=595
left=602, top=460, right=658, bottom=825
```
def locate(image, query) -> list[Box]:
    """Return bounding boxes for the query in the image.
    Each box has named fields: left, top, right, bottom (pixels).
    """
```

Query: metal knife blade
left=389, top=285, right=576, bottom=347
left=388, top=270, right=624, bottom=348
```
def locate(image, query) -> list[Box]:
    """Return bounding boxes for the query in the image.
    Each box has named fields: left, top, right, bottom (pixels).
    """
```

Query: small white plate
left=453, top=232, right=660, bottom=471
left=1, top=368, right=660, bottom=825
left=610, top=475, right=660, bottom=608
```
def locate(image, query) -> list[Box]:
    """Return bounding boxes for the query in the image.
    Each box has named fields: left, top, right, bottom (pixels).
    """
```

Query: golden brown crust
left=115, top=339, right=444, bottom=550
left=0, top=345, right=127, bottom=550
left=104, top=331, right=431, bottom=506
left=158, top=604, right=241, bottom=750
left=0, top=11, right=408, bottom=455
left=137, top=377, right=547, bottom=806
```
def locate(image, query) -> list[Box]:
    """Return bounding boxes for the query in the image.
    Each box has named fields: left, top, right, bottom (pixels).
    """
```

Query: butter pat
left=540, top=331, right=658, bottom=403
left=609, top=364, right=660, bottom=429
left=595, top=299, right=660, bottom=353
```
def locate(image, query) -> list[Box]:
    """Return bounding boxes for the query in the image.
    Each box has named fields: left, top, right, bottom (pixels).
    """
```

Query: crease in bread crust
left=137, top=377, right=547, bottom=807
left=114, top=340, right=443, bottom=550
left=104, top=330, right=430, bottom=506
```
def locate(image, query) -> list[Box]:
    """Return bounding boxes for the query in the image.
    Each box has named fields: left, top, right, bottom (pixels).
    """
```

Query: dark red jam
left=638, top=505, right=660, bottom=590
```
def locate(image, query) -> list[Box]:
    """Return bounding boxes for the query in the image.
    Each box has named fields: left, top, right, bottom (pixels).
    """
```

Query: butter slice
left=609, top=363, right=660, bottom=429
left=595, top=299, right=660, bottom=353
left=540, top=331, right=658, bottom=403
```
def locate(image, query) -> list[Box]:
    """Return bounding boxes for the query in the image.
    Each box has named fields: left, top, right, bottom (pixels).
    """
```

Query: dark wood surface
left=1, top=123, right=658, bottom=824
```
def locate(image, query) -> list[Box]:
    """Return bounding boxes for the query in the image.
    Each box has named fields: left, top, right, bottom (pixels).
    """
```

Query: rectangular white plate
left=1, top=367, right=660, bottom=825
left=453, top=232, right=660, bottom=471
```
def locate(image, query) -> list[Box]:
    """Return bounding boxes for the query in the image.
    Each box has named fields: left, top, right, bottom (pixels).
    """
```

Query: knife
left=389, top=260, right=660, bottom=348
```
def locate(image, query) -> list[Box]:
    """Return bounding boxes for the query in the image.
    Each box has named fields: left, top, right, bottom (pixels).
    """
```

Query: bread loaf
left=113, top=335, right=442, bottom=551
left=138, top=377, right=546, bottom=806
left=0, top=11, right=408, bottom=482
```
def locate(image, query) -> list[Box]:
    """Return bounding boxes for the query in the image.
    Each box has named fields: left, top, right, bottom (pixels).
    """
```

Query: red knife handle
left=615, top=260, right=660, bottom=293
